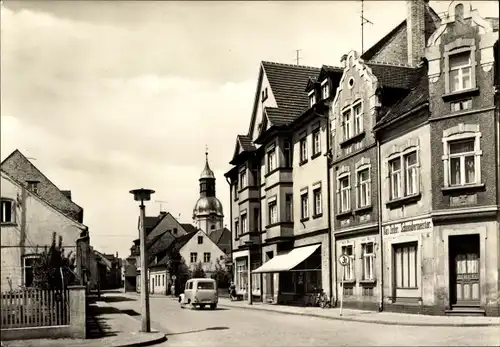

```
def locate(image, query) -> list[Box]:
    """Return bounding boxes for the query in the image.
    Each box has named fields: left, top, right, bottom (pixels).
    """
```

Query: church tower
left=192, top=148, right=224, bottom=234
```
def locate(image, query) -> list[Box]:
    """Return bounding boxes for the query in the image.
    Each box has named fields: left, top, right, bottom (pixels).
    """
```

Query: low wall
left=1, top=286, right=86, bottom=341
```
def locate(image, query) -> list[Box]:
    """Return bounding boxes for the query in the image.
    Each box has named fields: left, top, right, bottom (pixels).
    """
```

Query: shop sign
left=383, top=218, right=432, bottom=236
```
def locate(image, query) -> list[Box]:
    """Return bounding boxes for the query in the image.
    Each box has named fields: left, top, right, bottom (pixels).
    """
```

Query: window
left=353, top=103, right=363, bottom=134
left=197, top=281, right=215, bottom=290
left=267, top=148, right=276, bottom=172
left=204, top=252, right=211, bottom=263
left=197, top=236, right=203, bottom=244
left=211, top=225, right=215, bottom=230
left=449, top=139, right=477, bottom=186
left=449, top=51, right=472, bottom=92
left=357, top=169, right=370, bottom=208
left=240, top=169, right=247, bottom=188
left=251, top=262, right=261, bottom=292
left=343, top=286, right=354, bottom=296
left=253, top=208, right=260, bottom=232
left=190, top=252, right=198, bottom=263
left=341, top=245, right=354, bottom=281
left=23, top=255, right=40, bottom=287
left=300, top=138, right=308, bottom=163
left=451, top=99, right=472, bottom=112
left=241, top=213, right=248, bottom=234
left=234, top=220, right=239, bottom=236
left=362, top=243, right=375, bottom=280
left=338, top=176, right=351, bottom=213
left=312, top=129, right=321, bottom=156
left=342, top=109, right=351, bottom=140
left=236, top=261, right=248, bottom=291
left=285, top=194, right=293, bottom=222
left=301, top=192, right=309, bottom=219
left=261, top=88, right=268, bottom=102
left=313, top=188, right=322, bottom=216
left=162, top=274, right=165, bottom=286
left=321, top=80, right=329, bottom=99
left=1, top=199, right=14, bottom=224
left=284, top=140, right=292, bottom=167
left=234, top=182, right=238, bottom=198
left=173, top=228, right=178, bottom=235
left=309, top=92, right=316, bottom=107
left=404, top=152, right=419, bottom=195
left=394, top=243, right=418, bottom=289
left=389, top=158, right=402, bottom=200
left=268, top=201, right=277, bottom=225
left=27, top=181, right=38, bottom=194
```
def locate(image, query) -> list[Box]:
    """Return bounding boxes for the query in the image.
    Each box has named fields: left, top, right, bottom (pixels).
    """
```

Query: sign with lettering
left=338, top=255, right=350, bottom=266
left=383, top=218, right=432, bottom=236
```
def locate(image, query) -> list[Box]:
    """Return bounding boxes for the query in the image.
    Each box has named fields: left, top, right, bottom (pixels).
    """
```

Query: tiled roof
left=180, top=223, right=198, bottom=234
left=262, top=61, right=320, bottom=114
left=208, top=227, right=231, bottom=254
left=375, top=67, right=429, bottom=129
left=366, top=62, right=420, bottom=90
left=265, top=107, right=299, bottom=127
left=150, top=231, right=198, bottom=267
left=237, top=135, right=256, bottom=152
left=149, top=231, right=176, bottom=257
left=317, top=65, right=343, bottom=81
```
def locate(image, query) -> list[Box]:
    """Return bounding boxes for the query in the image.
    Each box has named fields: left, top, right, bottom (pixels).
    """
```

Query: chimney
left=407, top=0, right=427, bottom=67
left=62, top=190, right=72, bottom=201
left=159, top=211, right=167, bottom=216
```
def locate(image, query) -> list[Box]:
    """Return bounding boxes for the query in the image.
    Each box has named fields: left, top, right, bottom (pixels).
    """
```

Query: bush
left=211, top=258, right=231, bottom=288
left=190, top=262, right=206, bottom=279
left=166, top=249, right=190, bottom=294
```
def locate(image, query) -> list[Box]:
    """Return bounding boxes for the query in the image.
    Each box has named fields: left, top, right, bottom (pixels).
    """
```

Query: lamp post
left=129, top=188, right=155, bottom=333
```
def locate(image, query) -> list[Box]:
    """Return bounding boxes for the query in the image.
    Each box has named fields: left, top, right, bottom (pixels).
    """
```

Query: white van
left=179, top=278, right=218, bottom=310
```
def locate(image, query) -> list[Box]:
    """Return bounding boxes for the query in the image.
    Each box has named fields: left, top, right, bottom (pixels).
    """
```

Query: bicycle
left=318, top=290, right=331, bottom=309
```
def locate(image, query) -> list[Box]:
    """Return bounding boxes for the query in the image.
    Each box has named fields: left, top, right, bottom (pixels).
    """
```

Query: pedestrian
left=229, top=281, right=237, bottom=301
left=171, top=283, right=176, bottom=298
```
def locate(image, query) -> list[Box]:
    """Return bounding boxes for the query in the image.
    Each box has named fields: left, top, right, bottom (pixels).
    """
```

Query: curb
left=114, top=334, right=167, bottom=347
left=217, top=303, right=500, bottom=328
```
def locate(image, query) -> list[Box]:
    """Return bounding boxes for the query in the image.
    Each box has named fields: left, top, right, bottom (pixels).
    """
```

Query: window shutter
left=10, top=201, right=16, bottom=223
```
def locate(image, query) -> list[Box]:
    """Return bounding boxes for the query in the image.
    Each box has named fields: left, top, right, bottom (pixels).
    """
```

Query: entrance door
left=265, top=252, right=274, bottom=302
left=449, top=234, right=480, bottom=307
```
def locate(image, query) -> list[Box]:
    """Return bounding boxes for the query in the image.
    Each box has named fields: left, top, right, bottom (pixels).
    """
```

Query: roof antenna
left=361, top=0, right=373, bottom=54
left=295, top=49, right=302, bottom=65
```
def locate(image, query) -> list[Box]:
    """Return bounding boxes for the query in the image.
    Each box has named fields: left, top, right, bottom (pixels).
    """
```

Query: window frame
left=299, top=137, right=308, bottom=163
left=321, top=79, right=330, bottom=99
left=308, top=91, right=316, bottom=108
left=356, top=166, right=371, bottom=209
left=341, top=245, right=355, bottom=281
left=267, top=148, right=276, bottom=173
left=27, top=181, right=39, bottom=194
left=362, top=243, right=375, bottom=281
left=285, top=194, right=293, bottom=222
left=268, top=200, right=278, bottom=225
left=312, top=128, right=321, bottom=156
left=234, top=219, right=240, bottom=237
left=0, top=198, right=15, bottom=224
left=341, top=108, right=352, bottom=141
left=337, top=173, right=351, bottom=213
left=190, top=252, right=198, bottom=263
left=442, top=125, right=482, bottom=188
left=300, top=191, right=309, bottom=220
left=448, top=51, right=472, bottom=93
left=389, top=157, right=402, bottom=200
left=393, top=242, right=418, bottom=289
left=313, top=187, right=322, bottom=216
left=239, top=169, right=247, bottom=189
left=341, top=101, right=363, bottom=141
left=203, top=252, right=211, bottom=263
left=241, top=213, right=248, bottom=234
left=23, top=254, right=41, bottom=287
left=197, top=236, right=203, bottom=244
left=443, top=40, right=477, bottom=95
left=284, top=139, right=292, bottom=168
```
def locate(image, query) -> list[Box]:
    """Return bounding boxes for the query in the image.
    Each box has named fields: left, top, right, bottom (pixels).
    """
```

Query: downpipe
left=225, top=176, right=234, bottom=282
left=376, top=139, right=384, bottom=312
left=325, top=118, right=335, bottom=307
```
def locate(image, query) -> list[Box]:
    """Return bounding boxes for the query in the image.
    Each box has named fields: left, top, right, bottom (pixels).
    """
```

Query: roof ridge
left=262, top=60, right=321, bottom=70
left=367, top=61, right=415, bottom=68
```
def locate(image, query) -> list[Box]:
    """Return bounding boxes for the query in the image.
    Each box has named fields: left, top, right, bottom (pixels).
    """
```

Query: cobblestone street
left=107, top=293, right=499, bottom=346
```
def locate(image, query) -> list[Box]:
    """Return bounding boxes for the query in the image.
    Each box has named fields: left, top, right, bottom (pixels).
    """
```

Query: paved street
left=105, top=293, right=499, bottom=346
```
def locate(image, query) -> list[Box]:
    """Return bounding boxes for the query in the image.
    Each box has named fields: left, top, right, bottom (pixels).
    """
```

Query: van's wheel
left=200, top=304, right=206, bottom=309
left=210, top=303, right=217, bottom=310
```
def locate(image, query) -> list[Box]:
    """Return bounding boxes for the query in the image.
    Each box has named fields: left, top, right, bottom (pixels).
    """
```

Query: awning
left=252, top=244, right=320, bottom=274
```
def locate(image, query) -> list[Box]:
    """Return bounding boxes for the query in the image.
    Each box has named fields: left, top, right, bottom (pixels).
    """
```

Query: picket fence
left=0, top=288, right=70, bottom=328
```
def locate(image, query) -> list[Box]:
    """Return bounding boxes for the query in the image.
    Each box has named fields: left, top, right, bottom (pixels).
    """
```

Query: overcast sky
left=1, top=1, right=497, bottom=258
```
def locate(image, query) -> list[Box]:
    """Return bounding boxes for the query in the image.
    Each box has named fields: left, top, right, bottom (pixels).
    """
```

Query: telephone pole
left=361, top=0, right=373, bottom=54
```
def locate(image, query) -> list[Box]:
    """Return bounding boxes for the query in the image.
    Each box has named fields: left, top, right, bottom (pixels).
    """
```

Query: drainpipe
left=376, top=137, right=384, bottom=312
left=225, top=175, right=233, bottom=282
left=325, top=115, right=334, bottom=306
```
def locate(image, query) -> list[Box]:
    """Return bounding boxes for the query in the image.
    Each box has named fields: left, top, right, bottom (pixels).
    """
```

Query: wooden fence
left=0, top=288, right=70, bottom=328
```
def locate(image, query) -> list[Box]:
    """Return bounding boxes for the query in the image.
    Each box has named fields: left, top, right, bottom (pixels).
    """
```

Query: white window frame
left=241, top=213, right=248, bottom=234
left=190, top=252, right=198, bottom=263
left=0, top=198, right=15, bottom=224
left=239, top=169, right=247, bottom=189
left=362, top=243, right=375, bottom=281
left=312, top=129, right=321, bottom=156
left=356, top=166, right=371, bottom=208
left=268, top=201, right=278, bottom=225
left=341, top=245, right=355, bottom=281
left=267, top=148, right=276, bottom=173
left=313, top=188, right=322, bottom=216
left=442, top=125, right=482, bottom=188
left=394, top=242, right=418, bottom=289
left=443, top=40, right=476, bottom=94
left=236, top=261, right=248, bottom=292
left=321, top=79, right=329, bottom=99
left=204, top=252, right=211, bottom=263
left=451, top=99, right=472, bottom=112
left=404, top=151, right=419, bottom=196
left=341, top=108, right=351, bottom=141
left=300, top=137, right=308, bottom=163
left=285, top=194, right=293, bottom=222
left=300, top=192, right=309, bottom=219
left=337, top=174, right=351, bottom=213
left=309, top=91, right=316, bottom=107
left=353, top=102, right=363, bottom=135
left=234, top=219, right=240, bottom=236
left=389, top=157, right=402, bottom=200
left=27, top=181, right=38, bottom=194
left=23, top=254, right=41, bottom=287
left=448, top=51, right=472, bottom=93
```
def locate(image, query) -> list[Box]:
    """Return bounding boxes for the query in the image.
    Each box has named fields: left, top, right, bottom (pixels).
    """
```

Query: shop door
left=449, top=234, right=480, bottom=307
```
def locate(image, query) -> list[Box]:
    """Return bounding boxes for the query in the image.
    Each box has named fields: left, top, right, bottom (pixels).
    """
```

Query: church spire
left=200, top=145, right=215, bottom=180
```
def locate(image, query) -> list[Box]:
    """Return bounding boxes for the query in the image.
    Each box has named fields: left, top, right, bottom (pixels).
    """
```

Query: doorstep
left=217, top=298, right=500, bottom=327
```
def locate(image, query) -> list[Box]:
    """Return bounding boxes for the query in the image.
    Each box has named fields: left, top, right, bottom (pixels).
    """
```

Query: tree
left=166, top=249, right=189, bottom=293
left=190, top=261, right=206, bottom=279
left=211, top=258, right=230, bottom=288
left=33, top=232, right=77, bottom=290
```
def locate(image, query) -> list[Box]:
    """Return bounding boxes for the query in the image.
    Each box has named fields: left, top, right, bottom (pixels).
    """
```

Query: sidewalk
left=217, top=298, right=500, bottom=327
left=2, top=300, right=166, bottom=347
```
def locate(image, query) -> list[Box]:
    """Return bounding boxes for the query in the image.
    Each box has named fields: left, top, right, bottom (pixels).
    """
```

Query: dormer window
left=321, top=79, right=329, bottom=99
left=26, top=181, right=39, bottom=194
left=449, top=51, right=472, bottom=92
left=309, top=91, right=316, bottom=107
left=261, top=88, right=268, bottom=102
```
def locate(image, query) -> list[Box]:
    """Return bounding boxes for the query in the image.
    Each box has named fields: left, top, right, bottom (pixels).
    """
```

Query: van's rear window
left=197, top=282, right=215, bottom=290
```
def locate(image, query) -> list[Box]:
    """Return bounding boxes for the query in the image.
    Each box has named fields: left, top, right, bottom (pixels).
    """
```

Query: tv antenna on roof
left=361, top=0, right=374, bottom=54
left=154, top=200, right=168, bottom=212
left=295, top=49, right=302, bottom=65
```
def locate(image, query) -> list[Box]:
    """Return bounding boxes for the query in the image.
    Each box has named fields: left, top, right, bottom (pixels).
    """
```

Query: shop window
left=394, top=242, right=418, bottom=289
left=236, top=261, right=248, bottom=292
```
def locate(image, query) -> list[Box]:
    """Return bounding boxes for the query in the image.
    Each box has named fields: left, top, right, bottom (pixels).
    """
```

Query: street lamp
left=129, top=188, right=155, bottom=333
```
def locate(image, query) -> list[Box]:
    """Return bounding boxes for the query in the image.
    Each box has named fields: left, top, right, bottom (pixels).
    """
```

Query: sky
left=1, top=0, right=497, bottom=259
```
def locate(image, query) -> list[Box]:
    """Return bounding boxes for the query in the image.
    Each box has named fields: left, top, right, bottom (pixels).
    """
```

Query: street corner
left=112, top=332, right=167, bottom=347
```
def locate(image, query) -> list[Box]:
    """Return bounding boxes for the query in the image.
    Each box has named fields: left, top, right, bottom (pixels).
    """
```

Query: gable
left=1, top=150, right=83, bottom=222
left=249, top=65, right=278, bottom=143
left=179, top=229, right=226, bottom=260
left=146, top=212, right=188, bottom=245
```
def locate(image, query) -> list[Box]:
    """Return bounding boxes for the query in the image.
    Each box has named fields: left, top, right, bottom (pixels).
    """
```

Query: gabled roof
left=208, top=227, right=231, bottom=254
left=317, top=65, right=343, bottom=82
left=230, top=135, right=256, bottom=164
left=262, top=61, right=321, bottom=114
left=366, top=62, right=420, bottom=90
left=1, top=149, right=84, bottom=222
left=0, top=170, right=88, bottom=231
left=374, top=66, right=429, bottom=130
left=180, top=223, right=198, bottom=234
